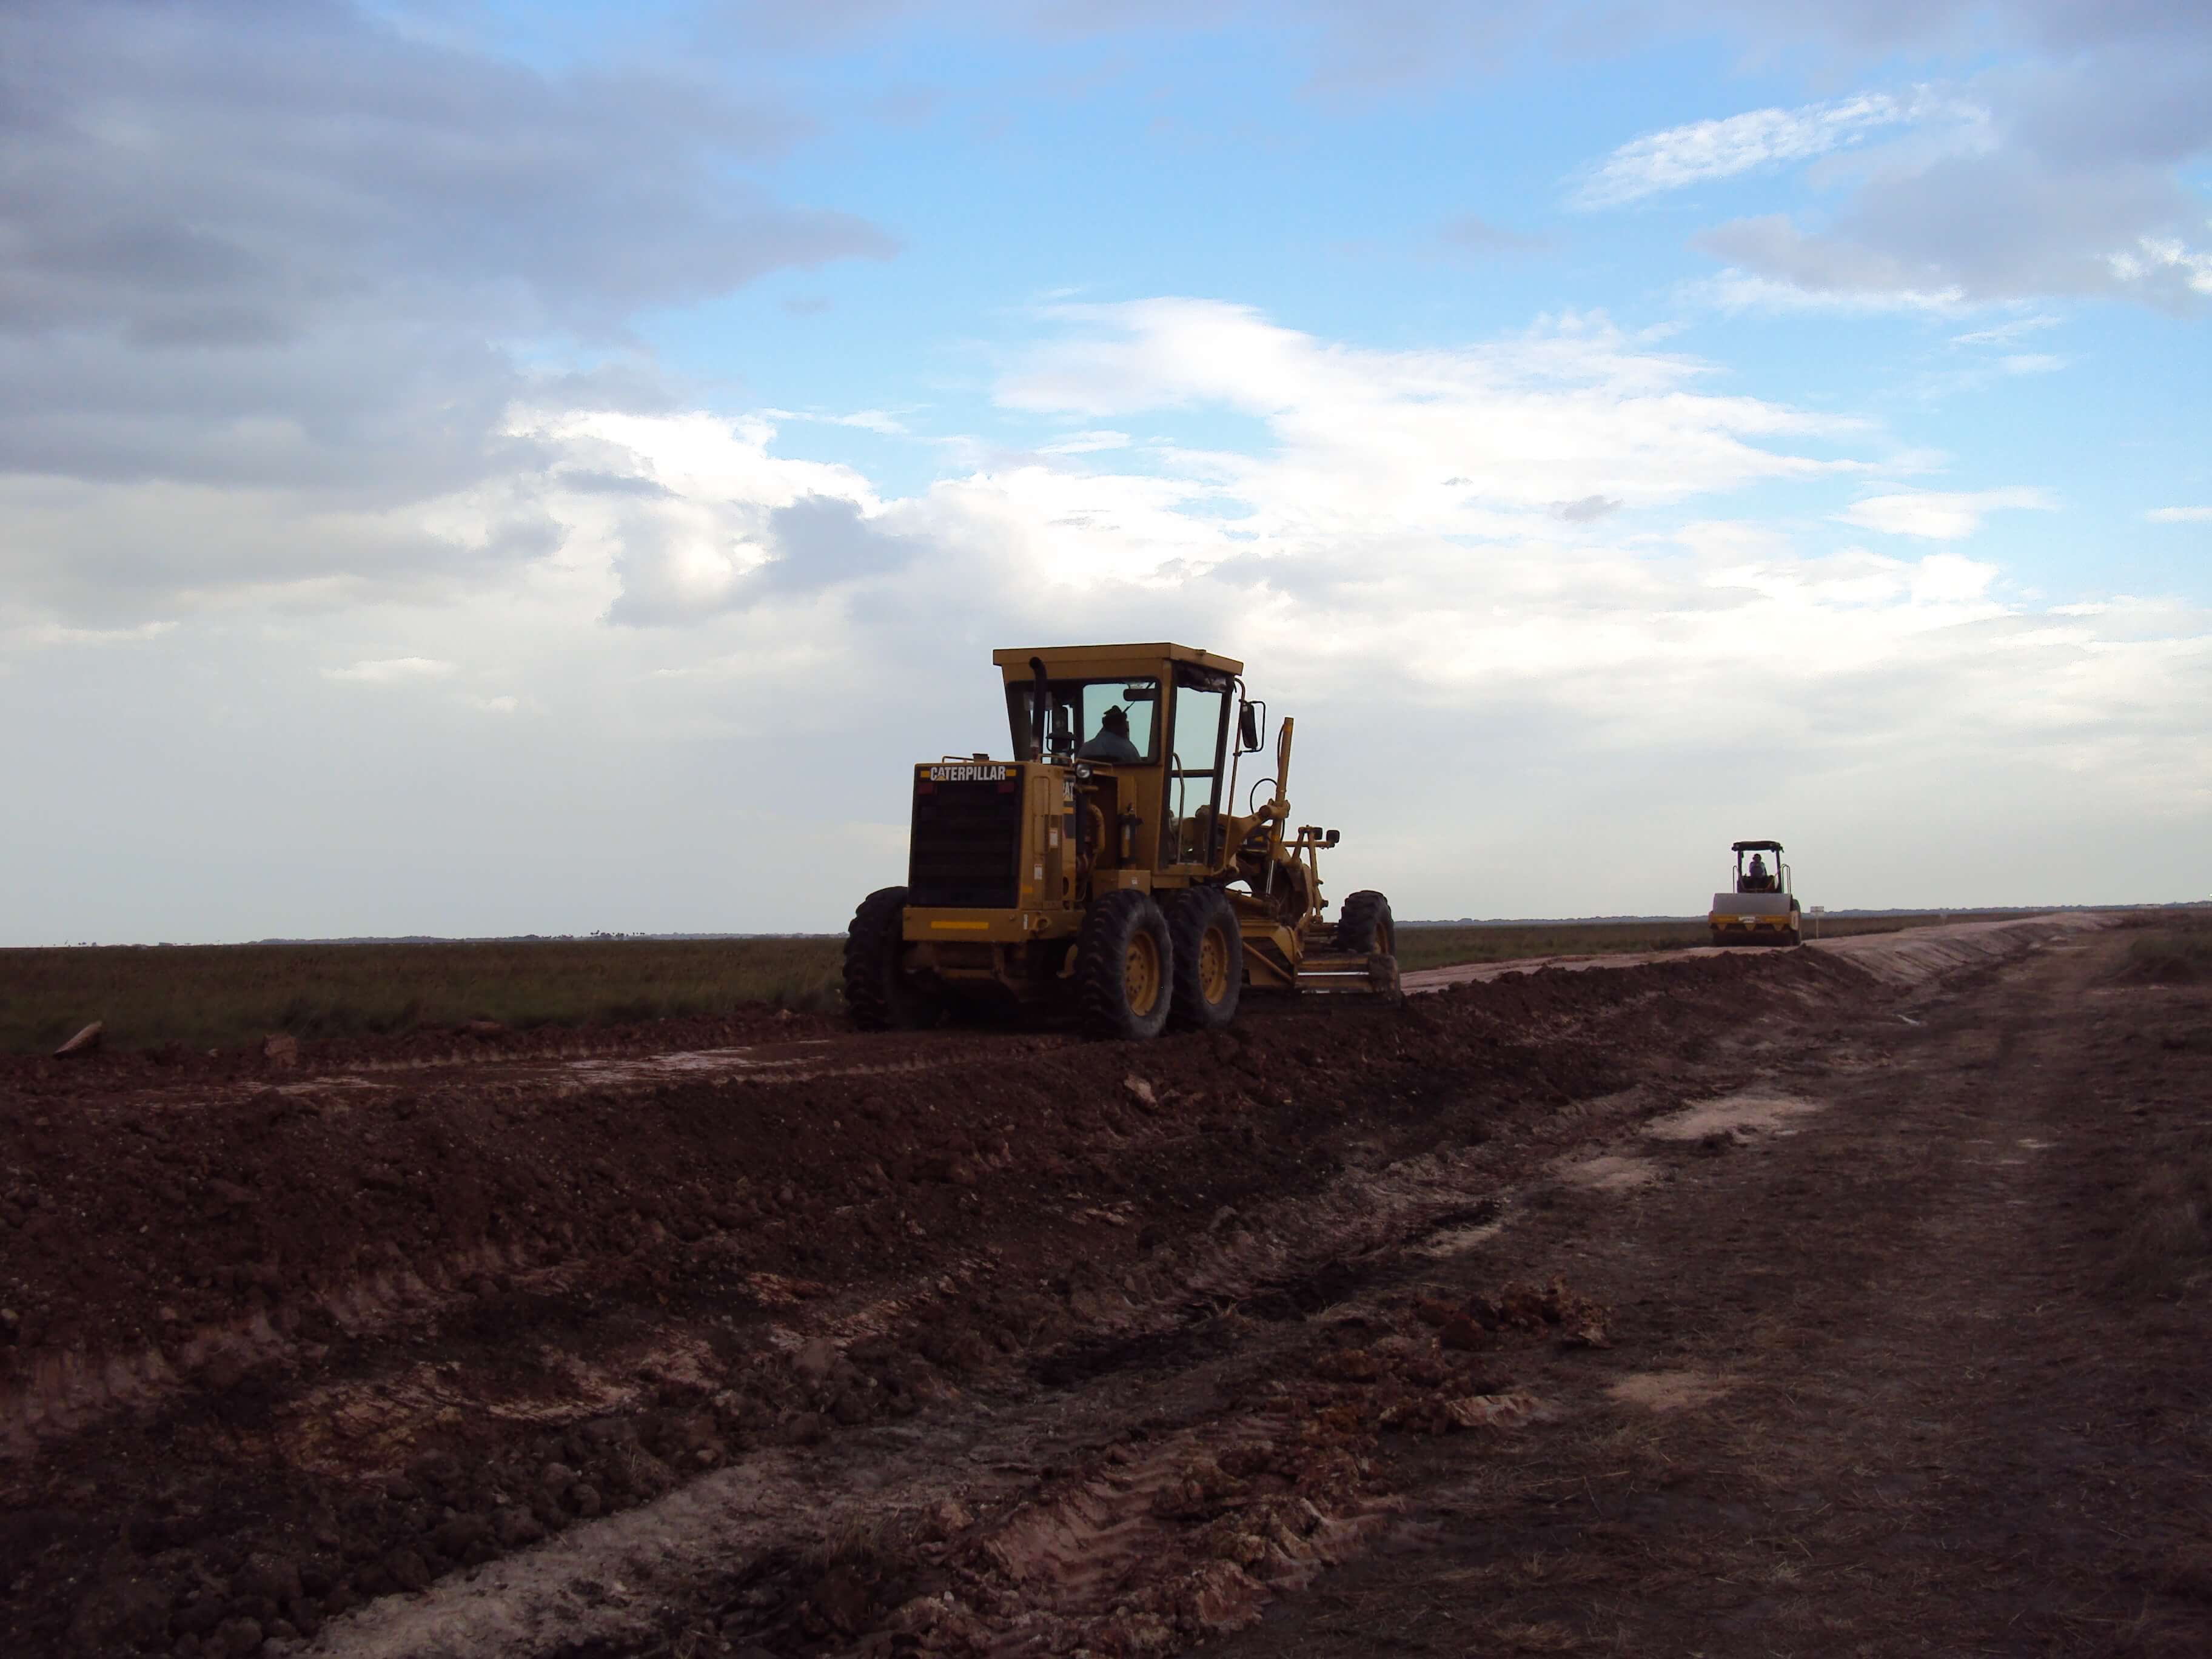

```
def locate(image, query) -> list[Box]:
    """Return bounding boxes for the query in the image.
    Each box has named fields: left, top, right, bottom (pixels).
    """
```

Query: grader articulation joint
left=845, top=643, right=1398, bottom=1039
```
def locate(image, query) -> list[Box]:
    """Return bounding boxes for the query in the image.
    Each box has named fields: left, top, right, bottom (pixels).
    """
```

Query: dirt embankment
left=0, top=913, right=2145, bottom=1658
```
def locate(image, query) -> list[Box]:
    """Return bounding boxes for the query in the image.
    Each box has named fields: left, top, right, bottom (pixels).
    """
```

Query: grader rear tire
left=1164, top=886, right=1242, bottom=1033
left=843, top=886, right=941, bottom=1031
left=1078, top=889, right=1175, bottom=1041
left=1335, top=890, right=1396, bottom=957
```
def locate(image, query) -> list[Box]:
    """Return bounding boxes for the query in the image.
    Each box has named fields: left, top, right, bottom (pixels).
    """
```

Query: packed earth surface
left=4, top=913, right=2209, bottom=1658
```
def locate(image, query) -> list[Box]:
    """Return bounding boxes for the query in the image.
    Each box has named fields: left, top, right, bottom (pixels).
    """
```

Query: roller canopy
left=1731, top=840, right=1785, bottom=853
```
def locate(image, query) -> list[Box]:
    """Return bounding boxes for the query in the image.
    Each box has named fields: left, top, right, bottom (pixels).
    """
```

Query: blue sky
left=2, top=0, right=2207, bottom=941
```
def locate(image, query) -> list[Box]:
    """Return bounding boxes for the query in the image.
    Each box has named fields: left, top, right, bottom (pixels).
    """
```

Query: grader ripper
left=845, top=643, right=1398, bottom=1039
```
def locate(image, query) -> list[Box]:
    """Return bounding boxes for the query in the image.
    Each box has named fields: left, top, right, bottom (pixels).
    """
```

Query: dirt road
left=1396, top=911, right=2071, bottom=993
left=7, top=912, right=2207, bottom=1658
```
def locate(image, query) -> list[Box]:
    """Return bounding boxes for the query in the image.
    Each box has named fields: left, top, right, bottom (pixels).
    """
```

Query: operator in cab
left=1745, top=853, right=1772, bottom=892
left=1077, top=705, right=1141, bottom=763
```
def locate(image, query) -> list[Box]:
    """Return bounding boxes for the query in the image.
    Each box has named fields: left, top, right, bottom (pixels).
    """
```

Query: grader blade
left=1294, top=948, right=1401, bottom=999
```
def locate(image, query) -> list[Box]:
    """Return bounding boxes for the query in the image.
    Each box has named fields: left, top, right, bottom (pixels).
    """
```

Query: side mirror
left=1238, top=701, right=1261, bottom=753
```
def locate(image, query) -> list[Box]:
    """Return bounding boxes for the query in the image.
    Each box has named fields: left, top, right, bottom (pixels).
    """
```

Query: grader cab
left=845, top=643, right=1398, bottom=1039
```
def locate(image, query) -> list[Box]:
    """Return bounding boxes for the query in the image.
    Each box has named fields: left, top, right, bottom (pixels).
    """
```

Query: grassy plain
left=1390, top=911, right=2006, bottom=973
left=2, top=911, right=2048, bottom=1054
left=0, top=937, right=845, bottom=1056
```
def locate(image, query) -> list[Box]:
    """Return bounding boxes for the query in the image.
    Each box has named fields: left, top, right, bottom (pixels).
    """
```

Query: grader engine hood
left=908, top=762, right=1027, bottom=910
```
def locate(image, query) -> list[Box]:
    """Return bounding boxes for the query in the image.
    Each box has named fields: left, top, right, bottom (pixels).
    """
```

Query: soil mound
left=0, top=946, right=1866, bottom=1655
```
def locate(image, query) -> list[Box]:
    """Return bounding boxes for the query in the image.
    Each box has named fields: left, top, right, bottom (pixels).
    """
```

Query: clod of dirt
left=1124, top=1074, right=1160, bottom=1109
left=230, top=1552, right=301, bottom=1605
left=385, top=1548, right=433, bottom=1594
left=807, top=1562, right=883, bottom=1637
left=1457, top=1277, right=1610, bottom=1348
left=261, top=1033, right=299, bottom=1068
left=1312, top=1346, right=1386, bottom=1382
left=1438, top=1392, right=1549, bottom=1430
left=1438, top=1314, right=1490, bottom=1353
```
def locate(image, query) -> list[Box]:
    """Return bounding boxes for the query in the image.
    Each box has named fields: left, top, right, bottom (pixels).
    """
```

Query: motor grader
left=1708, top=839, right=1803, bottom=947
left=845, top=643, right=1398, bottom=1039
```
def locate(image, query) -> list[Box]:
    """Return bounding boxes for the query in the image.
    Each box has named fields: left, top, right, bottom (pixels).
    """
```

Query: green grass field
left=0, top=937, right=845, bottom=1056
left=1, top=911, right=2044, bottom=1056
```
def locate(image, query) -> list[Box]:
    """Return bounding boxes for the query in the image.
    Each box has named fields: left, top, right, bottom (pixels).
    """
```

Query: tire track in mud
left=310, top=1067, right=1860, bottom=1658
left=2, top=918, right=2111, bottom=1658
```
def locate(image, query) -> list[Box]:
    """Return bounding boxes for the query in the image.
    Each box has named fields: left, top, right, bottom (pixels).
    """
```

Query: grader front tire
left=1078, top=889, right=1175, bottom=1041
left=1165, top=886, right=1242, bottom=1033
left=1335, top=889, right=1396, bottom=957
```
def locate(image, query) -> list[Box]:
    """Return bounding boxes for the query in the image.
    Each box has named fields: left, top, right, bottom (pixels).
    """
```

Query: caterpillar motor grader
left=845, top=643, right=1398, bottom=1039
left=1708, top=839, right=1803, bottom=947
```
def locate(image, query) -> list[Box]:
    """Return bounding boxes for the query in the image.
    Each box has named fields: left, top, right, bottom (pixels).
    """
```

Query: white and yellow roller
left=1709, top=839, right=1803, bottom=947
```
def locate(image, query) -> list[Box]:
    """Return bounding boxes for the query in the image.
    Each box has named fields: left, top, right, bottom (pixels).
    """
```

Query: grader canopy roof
left=991, top=643, right=1244, bottom=678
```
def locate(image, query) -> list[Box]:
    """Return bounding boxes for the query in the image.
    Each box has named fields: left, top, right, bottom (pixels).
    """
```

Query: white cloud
left=1694, top=267, right=1967, bottom=315
left=2148, top=507, right=2212, bottom=523
left=762, top=408, right=916, bottom=435
left=5, top=297, right=2205, bottom=938
left=12, top=620, right=179, bottom=648
left=1949, top=315, right=2060, bottom=347
left=2109, top=235, right=2212, bottom=300
left=1684, top=47, right=2212, bottom=315
left=1835, top=488, right=2059, bottom=540
left=1570, top=89, right=1974, bottom=209
left=323, top=657, right=458, bottom=683
left=1037, top=431, right=1134, bottom=454
left=994, top=300, right=1866, bottom=540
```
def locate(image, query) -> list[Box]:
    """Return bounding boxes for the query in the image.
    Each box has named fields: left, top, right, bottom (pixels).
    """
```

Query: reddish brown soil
left=1196, top=916, right=2212, bottom=1659
left=5, top=914, right=2204, bottom=1659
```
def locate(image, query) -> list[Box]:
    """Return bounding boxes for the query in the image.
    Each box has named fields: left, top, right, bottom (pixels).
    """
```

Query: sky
left=2, top=0, right=2208, bottom=943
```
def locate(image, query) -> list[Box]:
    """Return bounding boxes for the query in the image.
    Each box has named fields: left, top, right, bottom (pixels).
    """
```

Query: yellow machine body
left=848, top=643, right=1395, bottom=1038
left=1708, top=839, right=1803, bottom=947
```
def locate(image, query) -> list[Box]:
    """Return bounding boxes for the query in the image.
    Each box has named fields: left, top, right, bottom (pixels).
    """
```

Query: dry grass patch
left=2114, top=1133, right=2212, bottom=1299
left=1393, top=912, right=2027, bottom=973
left=2117, top=932, right=2212, bottom=987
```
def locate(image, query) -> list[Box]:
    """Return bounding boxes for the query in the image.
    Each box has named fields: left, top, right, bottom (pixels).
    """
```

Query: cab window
left=1160, top=668, right=1233, bottom=865
left=1006, top=678, right=1159, bottom=762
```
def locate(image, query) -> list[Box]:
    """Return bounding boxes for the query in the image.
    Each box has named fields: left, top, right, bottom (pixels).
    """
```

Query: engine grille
left=908, top=774, right=1022, bottom=909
